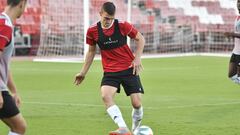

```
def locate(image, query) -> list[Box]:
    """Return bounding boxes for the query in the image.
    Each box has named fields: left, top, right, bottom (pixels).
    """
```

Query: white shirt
left=0, top=12, right=14, bottom=91
left=233, top=16, right=240, bottom=54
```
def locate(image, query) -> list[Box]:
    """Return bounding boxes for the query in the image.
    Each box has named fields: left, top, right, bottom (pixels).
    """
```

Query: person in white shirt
left=0, top=0, right=27, bottom=135
left=224, top=0, right=240, bottom=84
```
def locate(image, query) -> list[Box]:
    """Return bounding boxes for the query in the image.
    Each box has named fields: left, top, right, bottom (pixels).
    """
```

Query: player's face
left=100, top=11, right=115, bottom=28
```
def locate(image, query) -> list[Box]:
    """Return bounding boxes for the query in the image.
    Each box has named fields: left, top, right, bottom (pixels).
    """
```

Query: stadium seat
left=145, top=0, right=154, bottom=9
left=0, top=0, right=238, bottom=56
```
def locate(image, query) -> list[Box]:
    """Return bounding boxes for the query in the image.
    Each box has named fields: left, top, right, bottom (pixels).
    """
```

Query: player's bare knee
left=131, top=98, right=141, bottom=109
left=11, top=127, right=26, bottom=134
left=132, top=102, right=142, bottom=109
left=21, top=120, right=27, bottom=133
left=102, top=94, right=112, bottom=102
left=12, top=120, right=27, bottom=134
left=102, top=95, right=114, bottom=106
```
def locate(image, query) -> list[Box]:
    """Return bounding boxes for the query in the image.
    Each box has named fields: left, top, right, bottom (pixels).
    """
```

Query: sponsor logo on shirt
left=104, top=37, right=118, bottom=45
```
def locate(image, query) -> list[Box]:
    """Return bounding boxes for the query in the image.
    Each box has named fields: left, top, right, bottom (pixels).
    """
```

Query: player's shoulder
left=117, top=19, right=125, bottom=24
left=117, top=20, right=132, bottom=27
left=87, top=22, right=99, bottom=37
left=0, top=14, right=12, bottom=28
left=0, top=19, right=12, bottom=33
left=0, top=18, right=5, bottom=26
left=117, top=20, right=129, bottom=24
left=88, top=22, right=98, bottom=30
left=0, top=18, right=12, bottom=38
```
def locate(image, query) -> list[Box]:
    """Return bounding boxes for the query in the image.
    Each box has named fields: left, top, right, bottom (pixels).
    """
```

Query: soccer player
left=224, top=0, right=240, bottom=84
left=0, top=0, right=27, bottom=135
left=74, top=2, right=145, bottom=135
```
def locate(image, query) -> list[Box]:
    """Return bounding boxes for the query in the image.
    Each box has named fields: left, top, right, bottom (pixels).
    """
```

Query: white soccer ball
left=133, top=125, right=153, bottom=135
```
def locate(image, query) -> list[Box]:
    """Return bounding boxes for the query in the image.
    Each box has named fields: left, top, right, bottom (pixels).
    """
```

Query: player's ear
left=19, top=0, right=27, bottom=9
left=18, top=0, right=23, bottom=8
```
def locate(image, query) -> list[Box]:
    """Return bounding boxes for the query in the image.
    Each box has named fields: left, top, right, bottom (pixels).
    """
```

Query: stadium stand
left=0, top=0, right=238, bottom=56
left=134, top=0, right=237, bottom=54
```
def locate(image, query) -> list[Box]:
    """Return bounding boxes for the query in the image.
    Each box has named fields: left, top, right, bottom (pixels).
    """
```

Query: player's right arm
left=74, top=44, right=96, bottom=85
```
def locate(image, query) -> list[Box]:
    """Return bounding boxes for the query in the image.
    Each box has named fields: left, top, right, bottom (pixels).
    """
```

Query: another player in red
left=75, top=2, right=145, bottom=135
left=0, top=0, right=27, bottom=135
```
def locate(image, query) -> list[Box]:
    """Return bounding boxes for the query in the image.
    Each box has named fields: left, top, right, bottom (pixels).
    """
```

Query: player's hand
left=12, top=93, right=21, bottom=108
left=132, top=57, right=143, bottom=75
left=74, top=72, right=85, bottom=85
left=0, top=92, right=3, bottom=109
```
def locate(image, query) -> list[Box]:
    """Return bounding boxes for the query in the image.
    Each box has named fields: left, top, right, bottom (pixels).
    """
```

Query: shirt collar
left=102, top=20, right=114, bottom=30
left=1, top=12, right=13, bottom=27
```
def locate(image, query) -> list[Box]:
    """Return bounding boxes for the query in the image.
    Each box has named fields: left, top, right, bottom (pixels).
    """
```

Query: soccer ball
left=133, top=125, right=153, bottom=135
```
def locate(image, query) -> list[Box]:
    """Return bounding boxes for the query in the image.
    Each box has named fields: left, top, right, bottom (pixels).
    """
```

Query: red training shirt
left=0, top=18, right=12, bottom=51
left=86, top=20, right=138, bottom=72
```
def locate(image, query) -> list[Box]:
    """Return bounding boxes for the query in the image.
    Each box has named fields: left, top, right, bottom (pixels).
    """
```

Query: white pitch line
left=32, top=53, right=231, bottom=63
left=167, top=101, right=240, bottom=109
left=23, top=101, right=159, bottom=110
left=23, top=101, right=240, bottom=110
left=23, top=101, right=103, bottom=107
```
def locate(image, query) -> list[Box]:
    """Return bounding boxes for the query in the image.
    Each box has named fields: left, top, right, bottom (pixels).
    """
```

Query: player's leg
left=101, top=85, right=117, bottom=108
left=101, top=85, right=130, bottom=135
left=130, top=93, right=143, bottom=132
left=101, top=73, right=129, bottom=128
left=235, top=64, right=240, bottom=84
left=0, top=91, right=27, bottom=135
left=228, top=54, right=240, bottom=84
left=101, top=85, right=128, bottom=128
left=237, top=65, right=240, bottom=76
left=2, top=114, right=27, bottom=135
left=121, top=72, right=144, bottom=132
left=228, top=62, right=237, bottom=78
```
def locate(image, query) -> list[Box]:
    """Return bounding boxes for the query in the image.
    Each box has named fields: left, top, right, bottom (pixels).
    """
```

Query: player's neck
left=101, top=21, right=114, bottom=29
left=4, top=7, right=18, bottom=23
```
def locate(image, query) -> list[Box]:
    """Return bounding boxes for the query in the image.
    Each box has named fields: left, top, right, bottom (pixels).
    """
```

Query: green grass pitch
left=0, top=56, right=240, bottom=135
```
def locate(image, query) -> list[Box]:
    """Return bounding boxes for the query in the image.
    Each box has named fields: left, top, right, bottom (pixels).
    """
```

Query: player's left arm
left=7, top=70, right=21, bottom=107
left=123, top=21, right=145, bottom=75
left=132, top=32, right=145, bottom=75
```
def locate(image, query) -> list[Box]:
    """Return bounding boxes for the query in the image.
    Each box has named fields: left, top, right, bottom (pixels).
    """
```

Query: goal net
left=36, top=0, right=84, bottom=59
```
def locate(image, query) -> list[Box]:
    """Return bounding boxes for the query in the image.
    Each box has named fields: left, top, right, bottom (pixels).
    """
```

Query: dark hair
left=102, top=2, right=116, bottom=15
left=7, top=0, right=23, bottom=7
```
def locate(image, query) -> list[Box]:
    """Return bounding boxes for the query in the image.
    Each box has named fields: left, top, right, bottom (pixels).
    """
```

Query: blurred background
left=0, top=0, right=237, bottom=58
